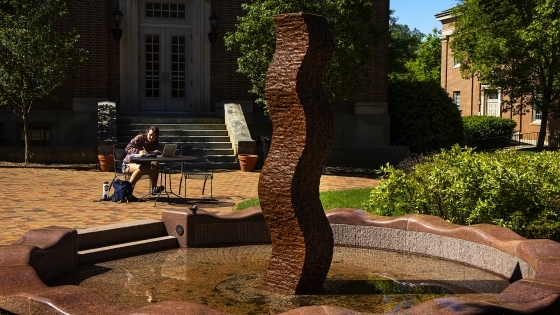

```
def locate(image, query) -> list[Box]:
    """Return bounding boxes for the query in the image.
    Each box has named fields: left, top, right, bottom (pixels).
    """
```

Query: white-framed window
left=533, top=108, right=542, bottom=123
left=453, top=57, right=460, bottom=68
left=453, top=91, right=461, bottom=109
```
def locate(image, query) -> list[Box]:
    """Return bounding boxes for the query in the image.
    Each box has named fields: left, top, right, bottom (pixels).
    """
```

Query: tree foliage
left=388, top=13, right=423, bottom=81
left=224, top=0, right=382, bottom=114
left=0, top=0, right=86, bottom=162
left=405, top=28, right=441, bottom=83
left=388, top=13, right=441, bottom=83
left=388, top=80, right=464, bottom=154
left=450, top=0, right=560, bottom=150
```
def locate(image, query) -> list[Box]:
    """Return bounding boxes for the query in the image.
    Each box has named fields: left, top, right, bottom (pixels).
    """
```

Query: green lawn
left=235, top=187, right=373, bottom=211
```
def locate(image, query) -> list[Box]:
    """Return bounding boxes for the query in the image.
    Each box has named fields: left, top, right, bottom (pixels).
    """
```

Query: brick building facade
left=0, top=0, right=400, bottom=166
left=436, top=9, right=551, bottom=136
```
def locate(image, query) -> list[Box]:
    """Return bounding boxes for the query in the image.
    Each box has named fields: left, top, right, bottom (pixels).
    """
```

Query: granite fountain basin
left=1, top=208, right=560, bottom=314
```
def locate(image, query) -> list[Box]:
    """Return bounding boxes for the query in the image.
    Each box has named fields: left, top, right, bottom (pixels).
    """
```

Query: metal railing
left=465, top=132, right=559, bottom=152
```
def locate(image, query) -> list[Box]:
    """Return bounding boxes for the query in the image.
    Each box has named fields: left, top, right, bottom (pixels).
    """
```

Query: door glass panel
left=488, top=92, right=498, bottom=100
left=145, top=35, right=160, bottom=98
left=171, top=35, right=186, bottom=98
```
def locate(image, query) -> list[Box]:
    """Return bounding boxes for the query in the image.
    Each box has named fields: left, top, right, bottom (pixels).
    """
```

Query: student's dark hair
left=141, top=126, right=160, bottom=145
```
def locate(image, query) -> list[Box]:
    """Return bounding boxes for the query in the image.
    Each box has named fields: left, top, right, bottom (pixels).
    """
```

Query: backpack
left=109, top=179, right=137, bottom=203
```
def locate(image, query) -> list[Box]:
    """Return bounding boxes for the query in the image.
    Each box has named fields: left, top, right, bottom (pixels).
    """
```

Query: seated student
left=123, top=126, right=164, bottom=195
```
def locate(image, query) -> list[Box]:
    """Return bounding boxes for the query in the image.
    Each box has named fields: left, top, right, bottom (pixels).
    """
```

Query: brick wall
left=35, top=0, right=119, bottom=110
left=209, top=0, right=255, bottom=111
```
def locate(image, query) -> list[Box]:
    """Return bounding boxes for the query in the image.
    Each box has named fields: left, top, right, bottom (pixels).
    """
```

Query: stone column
left=258, top=13, right=334, bottom=295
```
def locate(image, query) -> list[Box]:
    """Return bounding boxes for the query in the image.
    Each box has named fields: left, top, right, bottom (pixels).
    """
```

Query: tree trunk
left=537, top=110, right=549, bottom=152
left=22, top=110, right=29, bottom=164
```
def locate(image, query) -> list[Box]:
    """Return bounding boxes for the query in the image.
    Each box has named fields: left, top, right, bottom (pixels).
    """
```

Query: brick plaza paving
left=0, top=166, right=378, bottom=245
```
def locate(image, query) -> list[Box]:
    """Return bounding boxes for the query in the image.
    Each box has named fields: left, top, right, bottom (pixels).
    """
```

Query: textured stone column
left=258, top=13, right=335, bottom=295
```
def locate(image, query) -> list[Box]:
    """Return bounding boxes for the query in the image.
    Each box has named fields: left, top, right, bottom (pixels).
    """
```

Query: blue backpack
left=110, top=179, right=136, bottom=202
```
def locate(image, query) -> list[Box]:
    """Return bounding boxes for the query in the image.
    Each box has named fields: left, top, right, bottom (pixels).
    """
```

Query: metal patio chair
left=109, top=143, right=130, bottom=191
left=178, top=145, right=213, bottom=198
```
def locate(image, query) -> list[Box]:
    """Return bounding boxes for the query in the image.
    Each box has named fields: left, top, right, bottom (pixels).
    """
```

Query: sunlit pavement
left=0, top=167, right=378, bottom=245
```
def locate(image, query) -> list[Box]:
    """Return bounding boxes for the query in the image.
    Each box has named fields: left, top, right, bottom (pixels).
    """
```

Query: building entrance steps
left=116, top=114, right=238, bottom=169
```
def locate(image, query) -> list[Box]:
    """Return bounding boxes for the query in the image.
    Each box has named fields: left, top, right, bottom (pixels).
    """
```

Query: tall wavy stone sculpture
left=258, top=13, right=335, bottom=295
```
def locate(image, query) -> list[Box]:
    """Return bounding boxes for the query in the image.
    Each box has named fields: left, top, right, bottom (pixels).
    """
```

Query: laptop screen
left=161, top=144, right=177, bottom=157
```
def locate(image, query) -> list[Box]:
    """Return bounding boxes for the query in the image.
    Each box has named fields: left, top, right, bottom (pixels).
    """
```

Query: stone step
left=116, top=136, right=232, bottom=145
left=77, top=236, right=178, bottom=264
left=120, top=123, right=227, bottom=131
left=117, top=117, right=224, bottom=124
left=119, top=129, right=229, bottom=136
left=160, top=135, right=232, bottom=143
left=117, top=111, right=216, bottom=118
left=114, top=141, right=236, bottom=150
left=77, top=220, right=167, bottom=250
left=115, top=115, right=239, bottom=170
left=77, top=220, right=179, bottom=264
left=118, top=132, right=232, bottom=143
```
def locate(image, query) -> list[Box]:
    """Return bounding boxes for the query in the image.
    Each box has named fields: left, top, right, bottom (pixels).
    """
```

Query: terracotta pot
left=238, top=154, right=258, bottom=172
left=98, top=154, right=115, bottom=172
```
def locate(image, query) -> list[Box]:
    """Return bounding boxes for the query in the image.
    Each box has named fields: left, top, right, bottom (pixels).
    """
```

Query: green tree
left=388, top=12, right=424, bottom=81
left=224, top=0, right=382, bottom=114
left=405, top=28, right=441, bottom=83
left=0, top=0, right=86, bottom=163
left=450, top=0, right=560, bottom=151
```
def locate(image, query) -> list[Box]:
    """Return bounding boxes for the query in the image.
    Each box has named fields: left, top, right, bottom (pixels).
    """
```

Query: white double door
left=485, top=89, right=500, bottom=117
left=139, top=26, right=193, bottom=111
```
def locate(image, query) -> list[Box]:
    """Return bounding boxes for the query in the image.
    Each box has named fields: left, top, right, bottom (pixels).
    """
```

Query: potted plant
left=98, top=144, right=115, bottom=172
left=238, top=154, right=258, bottom=172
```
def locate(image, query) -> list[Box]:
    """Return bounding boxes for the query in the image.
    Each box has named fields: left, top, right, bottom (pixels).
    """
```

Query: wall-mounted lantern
left=208, top=11, right=219, bottom=44
left=112, top=5, right=124, bottom=42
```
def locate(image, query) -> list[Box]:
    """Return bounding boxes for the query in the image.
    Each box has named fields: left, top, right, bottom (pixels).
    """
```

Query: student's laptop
left=160, top=144, right=177, bottom=157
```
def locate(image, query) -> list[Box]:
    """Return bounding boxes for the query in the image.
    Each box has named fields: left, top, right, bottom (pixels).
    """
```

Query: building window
left=145, top=3, right=186, bottom=19
left=171, top=35, right=187, bottom=98
left=18, top=124, right=51, bottom=147
left=453, top=57, right=460, bottom=67
left=487, top=91, right=499, bottom=99
left=145, top=35, right=161, bottom=98
left=453, top=91, right=461, bottom=109
left=533, top=109, right=542, bottom=123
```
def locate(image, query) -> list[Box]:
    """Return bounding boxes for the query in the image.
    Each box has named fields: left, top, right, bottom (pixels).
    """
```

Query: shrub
left=364, top=145, right=560, bottom=241
left=388, top=80, right=464, bottom=154
left=463, top=116, right=517, bottom=139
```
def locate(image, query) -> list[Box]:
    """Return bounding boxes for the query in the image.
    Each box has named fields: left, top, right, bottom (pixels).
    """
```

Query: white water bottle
left=102, top=181, right=109, bottom=199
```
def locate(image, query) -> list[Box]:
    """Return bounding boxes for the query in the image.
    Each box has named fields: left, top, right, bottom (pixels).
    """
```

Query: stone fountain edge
left=0, top=208, right=559, bottom=314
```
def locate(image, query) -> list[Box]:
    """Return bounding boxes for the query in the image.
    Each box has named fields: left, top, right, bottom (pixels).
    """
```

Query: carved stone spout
left=258, top=13, right=335, bottom=295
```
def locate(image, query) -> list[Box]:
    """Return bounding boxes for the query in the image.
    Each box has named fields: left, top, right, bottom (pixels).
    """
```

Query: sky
left=390, top=0, right=458, bottom=37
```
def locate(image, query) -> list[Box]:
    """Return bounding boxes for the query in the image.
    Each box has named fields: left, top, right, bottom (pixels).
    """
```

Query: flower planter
left=98, top=154, right=115, bottom=172
left=238, top=154, right=258, bottom=172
